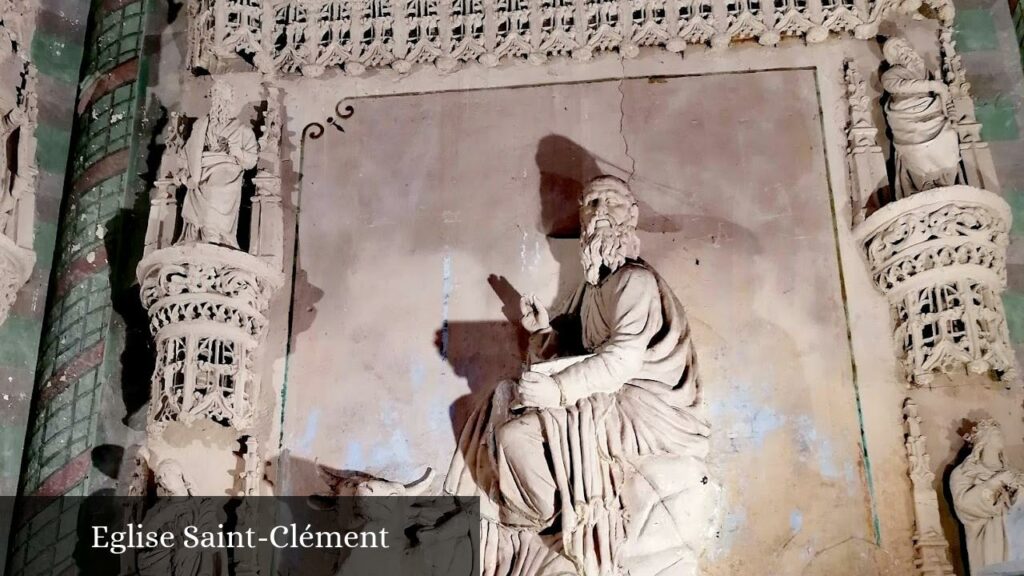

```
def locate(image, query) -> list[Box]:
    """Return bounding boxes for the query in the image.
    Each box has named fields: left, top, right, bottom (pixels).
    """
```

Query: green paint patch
left=0, top=425, right=27, bottom=478
left=954, top=10, right=1000, bottom=52
left=976, top=99, right=1020, bottom=141
left=1008, top=190, right=1024, bottom=237
left=33, top=221, right=59, bottom=271
left=1004, top=292, right=1024, bottom=344
left=0, top=316, right=42, bottom=368
left=30, top=31, right=85, bottom=85
left=35, top=123, right=74, bottom=175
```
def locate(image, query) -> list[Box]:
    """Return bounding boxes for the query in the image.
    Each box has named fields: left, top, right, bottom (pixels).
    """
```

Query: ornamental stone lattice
left=184, top=0, right=953, bottom=76
left=847, top=34, right=1017, bottom=388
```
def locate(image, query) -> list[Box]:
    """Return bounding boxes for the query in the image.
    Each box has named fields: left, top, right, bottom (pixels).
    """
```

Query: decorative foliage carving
left=855, top=186, right=1015, bottom=386
left=951, top=419, right=1024, bottom=573
left=186, top=0, right=911, bottom=75
left=138, top=244, right=284, bottom=432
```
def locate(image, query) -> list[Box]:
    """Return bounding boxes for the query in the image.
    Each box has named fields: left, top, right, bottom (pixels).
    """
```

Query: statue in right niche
left=951, top=419, right=1024, bottom=573
left=881, top=37, right=961, bottom=198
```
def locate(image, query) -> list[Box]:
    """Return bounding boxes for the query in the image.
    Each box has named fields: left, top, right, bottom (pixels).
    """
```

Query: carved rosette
left=137, top=243, right=284, bottom=432
left=0, top=233, right=33, bottom=325
left=855, top=186, right=1015, bottom=386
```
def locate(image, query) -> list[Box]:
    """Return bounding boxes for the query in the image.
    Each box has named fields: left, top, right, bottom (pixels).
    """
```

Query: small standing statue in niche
left=881, top=37, right=961, bottom=198
left=0, top=93, right=30, bottom=237
left=178, top=81, right=258, bottom=248
left=446, top=176, right=710, bottom=576
left=951, top=419, right=1024, bottom=574
left=136, top=460, right=228, bottom=576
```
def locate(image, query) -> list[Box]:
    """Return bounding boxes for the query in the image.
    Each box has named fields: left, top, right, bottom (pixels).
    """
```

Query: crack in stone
left=616, top=58, right=636, bottom=185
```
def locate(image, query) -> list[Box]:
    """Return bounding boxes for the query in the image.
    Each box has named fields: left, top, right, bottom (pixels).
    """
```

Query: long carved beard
left=580, top=222, right=641, bottom=285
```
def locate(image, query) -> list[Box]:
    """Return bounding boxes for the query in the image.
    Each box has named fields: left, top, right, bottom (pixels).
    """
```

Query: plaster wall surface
left=283, top=70, right=890, bottom=574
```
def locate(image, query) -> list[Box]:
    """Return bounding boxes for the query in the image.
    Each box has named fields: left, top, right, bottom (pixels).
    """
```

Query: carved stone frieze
left=855, top=186, right=1014, bottom=386
left=186, top=0, right=930, bottom=77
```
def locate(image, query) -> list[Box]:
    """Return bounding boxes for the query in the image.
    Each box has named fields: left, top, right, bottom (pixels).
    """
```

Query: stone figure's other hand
left=517, top=371, right=562, bottom=409
left=520, top=294, right=550, bottom=334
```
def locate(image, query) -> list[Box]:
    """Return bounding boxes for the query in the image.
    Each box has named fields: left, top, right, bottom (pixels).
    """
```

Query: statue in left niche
left=881, top=37, right=962, bottom=198
left=136, top=459, right=228, bottom=576
left=177, top=81, right=258, bottom=249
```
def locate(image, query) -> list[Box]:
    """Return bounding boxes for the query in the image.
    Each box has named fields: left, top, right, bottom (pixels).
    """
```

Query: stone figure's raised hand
left=516, top=371, right=562, bottom=408
left=519, top=294, right=550, bottom=334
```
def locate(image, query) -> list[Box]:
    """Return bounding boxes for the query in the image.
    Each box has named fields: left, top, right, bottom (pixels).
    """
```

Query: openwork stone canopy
left=138, top=244, right=284, bottom=430
left=856, top=187, right=1014, bottom=386
left=186, top=0, right=951, bottom=76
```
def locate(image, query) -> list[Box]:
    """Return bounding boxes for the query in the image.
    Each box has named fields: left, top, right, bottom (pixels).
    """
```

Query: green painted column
left=5, top=0, right=157, bottom=573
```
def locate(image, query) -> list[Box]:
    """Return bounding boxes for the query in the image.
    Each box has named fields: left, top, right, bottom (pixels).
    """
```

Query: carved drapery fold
left=185, top=0, right=939, bottom=76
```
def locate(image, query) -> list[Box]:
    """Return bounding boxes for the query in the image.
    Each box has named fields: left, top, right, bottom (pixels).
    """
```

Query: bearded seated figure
left=445, top=176, right=714, bottom=576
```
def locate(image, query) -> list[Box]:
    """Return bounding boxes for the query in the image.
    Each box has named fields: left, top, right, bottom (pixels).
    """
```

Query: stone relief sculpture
left=951, top=419, right=1024, bottom=574
left=178, top=80, right=258, bottom=248
left=881, top=37, right=961, bottom=198
left=313, top=465, right=474, bottom=576
left=445, top=176, right=713, bottom=576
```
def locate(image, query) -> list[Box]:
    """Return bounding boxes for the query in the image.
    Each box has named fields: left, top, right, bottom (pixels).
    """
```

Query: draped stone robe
left=951, top=457, right=1013, bottom=573
left=881, top=66, right=961, bottom=198
left=445, top=260, right=712, bottom=576
left=180, top=115, right=258, bottom=248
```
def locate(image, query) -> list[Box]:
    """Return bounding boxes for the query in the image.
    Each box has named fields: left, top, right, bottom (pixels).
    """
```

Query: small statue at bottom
left=951, top=420, right=1024, bottom=574
left=136, top=460, right=228, bottom=576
